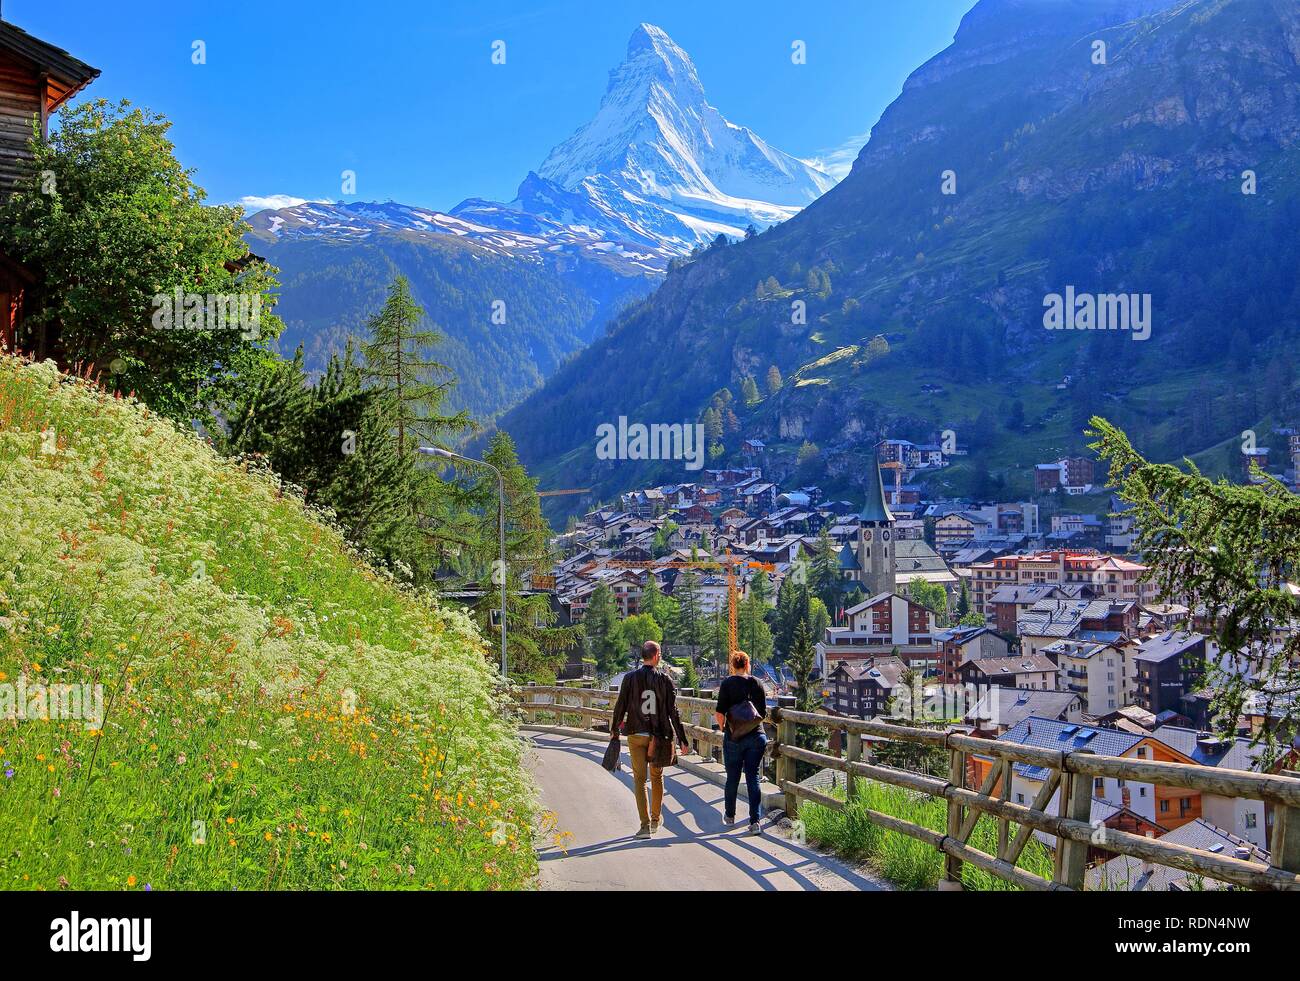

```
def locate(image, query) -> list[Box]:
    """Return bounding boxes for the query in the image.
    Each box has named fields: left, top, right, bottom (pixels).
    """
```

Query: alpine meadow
left=1, top=1, right=1299, bottom=948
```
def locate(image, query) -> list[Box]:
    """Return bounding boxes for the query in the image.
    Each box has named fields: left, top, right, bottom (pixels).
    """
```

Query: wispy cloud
left=804, top=129, right=872, bottom=181
left=233, top=194, right=333, bottom=213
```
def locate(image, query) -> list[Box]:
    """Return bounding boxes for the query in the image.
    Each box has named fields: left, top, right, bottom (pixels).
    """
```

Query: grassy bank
left=0, top=356, right=536, bottom=890
left=800, top=779, right=1055, bottom=891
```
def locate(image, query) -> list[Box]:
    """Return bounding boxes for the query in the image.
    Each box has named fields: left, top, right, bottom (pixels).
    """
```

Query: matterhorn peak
left=535, top=23, right=834, bottom=248
left=624, top=23, right=695, bottom=72
left=604, top=23, right=705, bottom=107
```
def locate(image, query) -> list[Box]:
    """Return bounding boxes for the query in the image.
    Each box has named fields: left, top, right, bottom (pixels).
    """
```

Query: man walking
left=609, top=641, right=690, bottom=839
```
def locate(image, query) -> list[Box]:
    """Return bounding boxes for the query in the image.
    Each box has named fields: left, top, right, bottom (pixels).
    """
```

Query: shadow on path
left=527, top=732, right=887, bottom=892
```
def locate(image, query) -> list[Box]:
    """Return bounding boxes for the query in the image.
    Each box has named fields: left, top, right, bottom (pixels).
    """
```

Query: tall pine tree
left=583, top=583, right=625, bottom=681
left=788, top=619, right=827, bottom=777
left=673, top=569, right=706, bottom=671
left=361, top=275, right=472, bottom=457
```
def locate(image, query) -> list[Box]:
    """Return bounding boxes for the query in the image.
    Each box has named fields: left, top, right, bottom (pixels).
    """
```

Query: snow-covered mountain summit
left=248, top=24, right=836, bottom=263
left=536, top=23, right=835, bottom=243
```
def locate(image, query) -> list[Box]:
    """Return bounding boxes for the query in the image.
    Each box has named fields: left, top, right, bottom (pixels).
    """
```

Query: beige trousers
left=626, top=734, right=664, bottom=827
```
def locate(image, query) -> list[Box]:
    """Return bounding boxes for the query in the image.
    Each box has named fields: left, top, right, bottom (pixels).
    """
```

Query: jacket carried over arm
left=610, top=665, right=689, bottom=744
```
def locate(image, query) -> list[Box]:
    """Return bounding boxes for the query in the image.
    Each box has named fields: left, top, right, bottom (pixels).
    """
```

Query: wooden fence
left=515, top=683, right=1300, bottom=892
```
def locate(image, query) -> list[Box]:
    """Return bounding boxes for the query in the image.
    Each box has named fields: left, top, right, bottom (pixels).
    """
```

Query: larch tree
left=1092, top=416, right=1300, bottom=762
left=583, top=583, right=625, bottom=682
left=766, top=365, right=783, bottom=395
left=788, top=619, right=827, bottom=777
left=361, top=275, right=471, bottom=458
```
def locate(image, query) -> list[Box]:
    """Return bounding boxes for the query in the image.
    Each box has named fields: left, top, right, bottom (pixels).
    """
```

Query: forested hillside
left=499, top=0, right=1300, bottom=511
left=253, top=230, right=654, bottom=421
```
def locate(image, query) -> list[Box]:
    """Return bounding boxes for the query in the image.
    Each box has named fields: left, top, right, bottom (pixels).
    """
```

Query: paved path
left=525, top=731, right=889, bottom=891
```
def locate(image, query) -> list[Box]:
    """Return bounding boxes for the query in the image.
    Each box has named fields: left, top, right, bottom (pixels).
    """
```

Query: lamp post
left=417, top=446, right=508, bottom=678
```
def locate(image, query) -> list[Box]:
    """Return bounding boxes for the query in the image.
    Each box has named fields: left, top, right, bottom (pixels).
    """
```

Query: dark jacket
left=610, top=664, right=688, bottom=744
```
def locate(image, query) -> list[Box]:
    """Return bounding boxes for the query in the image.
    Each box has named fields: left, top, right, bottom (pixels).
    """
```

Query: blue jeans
left=723, top=730, right=767, bottom=824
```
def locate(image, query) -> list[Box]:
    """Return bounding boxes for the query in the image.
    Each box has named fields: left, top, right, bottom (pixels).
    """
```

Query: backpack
left=727, top=680, right=763, bottom=739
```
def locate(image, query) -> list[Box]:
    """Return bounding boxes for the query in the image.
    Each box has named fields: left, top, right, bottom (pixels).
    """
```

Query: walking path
left=525, top=731, right=889, bottom=891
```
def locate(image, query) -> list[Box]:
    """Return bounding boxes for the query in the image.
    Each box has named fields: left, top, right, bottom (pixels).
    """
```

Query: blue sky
left=9, top=0, right=973, bottom=213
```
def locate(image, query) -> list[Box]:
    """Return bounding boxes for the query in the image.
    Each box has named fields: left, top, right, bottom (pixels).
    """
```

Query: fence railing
left=514, top=683, right=1300, bottom=892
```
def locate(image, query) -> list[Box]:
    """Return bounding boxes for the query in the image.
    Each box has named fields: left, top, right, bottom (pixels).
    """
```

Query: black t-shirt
left=715, top=675, right=768, bottom=736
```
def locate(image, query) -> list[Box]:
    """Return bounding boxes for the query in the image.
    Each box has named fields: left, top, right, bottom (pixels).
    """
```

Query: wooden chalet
left=0, top=16, right=99, bottom=355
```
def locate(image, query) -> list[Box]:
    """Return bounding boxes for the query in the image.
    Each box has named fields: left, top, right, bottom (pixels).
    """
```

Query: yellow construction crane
left=608, top=553, right=777, bottom=652
left=880, top=459, right=904, bottom=503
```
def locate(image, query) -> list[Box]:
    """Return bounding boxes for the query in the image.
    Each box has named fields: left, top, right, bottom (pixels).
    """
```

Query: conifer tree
left=809, top=526, right=843, bottom=612
left=956, top=579, right=972, bottom=619
left=583, top=583, right=625, bottom=681
left=673, top=569, right=706, bottom=669
left=789, top=619, right=827, bottom=777
left=765, top=365, right=783, bottom=395
left=361, top=275, right=471, bottom=457
left=220, top=343, right=423, bottom=575
left=738, top=572, right=774, bottom=664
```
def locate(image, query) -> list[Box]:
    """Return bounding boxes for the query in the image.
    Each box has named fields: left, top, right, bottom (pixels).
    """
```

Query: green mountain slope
left=0, top=356, right=536, bottom=890
left=251, top=229, right=656, bottom=422
left=499, top=0, right=1300, bottom=511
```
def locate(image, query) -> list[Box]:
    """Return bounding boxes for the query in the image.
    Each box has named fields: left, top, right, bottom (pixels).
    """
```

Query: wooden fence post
left=1056, top=752, right=1095, bottom=890
left=996, top=757, right=1013, bottom=861
left=1271, top=771, right=1300, bottom=876
left=573, top=686, right=588, bottom=730
left=776, top=695, right=798, bottom=818
left=941, top=741, right=965, bottom=890
left=845, top=729, right=862, bottom=803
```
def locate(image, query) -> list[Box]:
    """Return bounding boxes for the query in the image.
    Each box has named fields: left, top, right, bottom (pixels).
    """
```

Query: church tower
left=855, top=459, right=896, bottom=597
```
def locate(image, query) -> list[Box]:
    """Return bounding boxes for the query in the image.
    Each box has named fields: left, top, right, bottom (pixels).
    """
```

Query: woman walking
left=714, top=651, right=768, bottom=835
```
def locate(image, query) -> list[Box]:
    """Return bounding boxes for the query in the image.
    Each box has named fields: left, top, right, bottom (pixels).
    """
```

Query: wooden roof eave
left=45, top=74, right=98, bottom=114
left=0, top=22, right=101, bottom=111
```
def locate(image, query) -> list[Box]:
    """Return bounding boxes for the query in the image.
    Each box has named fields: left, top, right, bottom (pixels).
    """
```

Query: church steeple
left=855, top=460, right=896, bottom=597
left=858, top=457, right=894, bottom=524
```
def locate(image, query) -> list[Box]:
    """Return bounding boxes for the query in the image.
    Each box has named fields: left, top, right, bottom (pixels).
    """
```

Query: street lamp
left=417, top=446, right=508, bottom=677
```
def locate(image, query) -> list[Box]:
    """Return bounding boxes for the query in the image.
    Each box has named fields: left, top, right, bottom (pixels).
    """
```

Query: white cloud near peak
left=233, top=194, right=334, bottom=213
left=804, top=130, right=872, bottom=181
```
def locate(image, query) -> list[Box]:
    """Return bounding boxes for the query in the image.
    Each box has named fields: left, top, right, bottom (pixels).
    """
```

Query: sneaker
left=633, top=825, right=652, bottom=840
left=747, top=822, right=761, bottom=837
left=723, top=814, right=736, bottom=827
left=649, top=821, right=660, bottom=836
